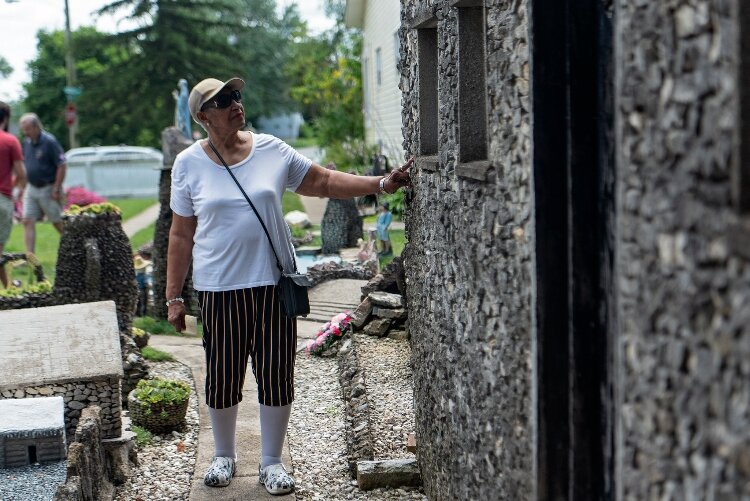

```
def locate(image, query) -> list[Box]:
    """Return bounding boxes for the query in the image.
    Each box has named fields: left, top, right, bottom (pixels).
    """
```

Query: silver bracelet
left=165, top=296, right=185, bottom=307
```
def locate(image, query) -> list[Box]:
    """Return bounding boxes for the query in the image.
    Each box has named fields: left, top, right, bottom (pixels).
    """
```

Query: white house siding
left=359, top=0, right=405, bottom=165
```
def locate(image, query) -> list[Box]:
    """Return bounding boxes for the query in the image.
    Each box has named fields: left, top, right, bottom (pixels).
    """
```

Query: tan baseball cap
left=188, top=77, right=245, bottom=123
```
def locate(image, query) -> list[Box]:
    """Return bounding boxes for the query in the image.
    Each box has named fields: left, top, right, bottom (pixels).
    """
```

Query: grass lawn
left=282, top=191, right=305, bottom=214
left=108, top=198, right=158, bottom=219
left=4, top=197, right=156, bottom=287
left=130, top=223, right=156, bottom=252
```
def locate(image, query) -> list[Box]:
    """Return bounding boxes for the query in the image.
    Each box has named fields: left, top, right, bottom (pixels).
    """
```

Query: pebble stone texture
left=616, top=1, right=750, bottom=498
left=321, top=198, right=364, bottom=254
left=54, top=212, right=137, bottom=334
left=153, top=127, right=198, bottom=320
left=0, top=302, right=124, bottom=440
left=400, top=1, right=533, bottom=499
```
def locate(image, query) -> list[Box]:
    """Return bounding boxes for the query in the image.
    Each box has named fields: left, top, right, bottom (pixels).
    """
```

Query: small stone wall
left=0, top=379, right=122, bottom=441
left=54, top=407, right=116, bottom=501
left=307, top=261, right=377, bottom=287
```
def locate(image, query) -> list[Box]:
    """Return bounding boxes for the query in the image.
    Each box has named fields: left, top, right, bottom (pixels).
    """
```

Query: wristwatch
left=379, top=177, right=388, bottom=195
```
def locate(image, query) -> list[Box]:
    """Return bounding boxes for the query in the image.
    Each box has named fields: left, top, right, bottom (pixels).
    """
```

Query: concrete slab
left=0, top=301, right=123, bottom=390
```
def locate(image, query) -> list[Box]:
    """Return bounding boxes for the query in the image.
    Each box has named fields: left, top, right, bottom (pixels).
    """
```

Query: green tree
left=94, top=0, right=244, bottom=145
left=286, top=0, right=363, bottom=149
left=223, top=0, right=304, bottom=124
left=0, top=56, right=11, bottom=79
left=24, top=28, right=135, bottom=148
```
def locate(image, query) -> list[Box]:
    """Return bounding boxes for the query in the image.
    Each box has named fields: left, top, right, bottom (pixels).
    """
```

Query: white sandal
left=204, top=457, right=235, bottom=487
left=259, top=463, right=295, bottom=495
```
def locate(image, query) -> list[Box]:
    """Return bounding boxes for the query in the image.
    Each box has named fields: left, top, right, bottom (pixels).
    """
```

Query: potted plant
left=128, top=377, right=190, bottom=434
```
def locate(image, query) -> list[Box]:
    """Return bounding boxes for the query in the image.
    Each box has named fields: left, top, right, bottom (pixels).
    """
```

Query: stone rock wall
left=400, top=1, right=533, bottom=499
left=0, top=379, right=122, bottom=441
left=54, top=213, right=137, bottom=333
left=152, top=127, right=197, bottom=320
left=616, top=1, right=750, bottom=498
left=321, top=198, right=363, bottom=254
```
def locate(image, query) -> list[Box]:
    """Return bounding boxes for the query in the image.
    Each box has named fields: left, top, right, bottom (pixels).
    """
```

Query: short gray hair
left=19, top=112, right=42, bottom=129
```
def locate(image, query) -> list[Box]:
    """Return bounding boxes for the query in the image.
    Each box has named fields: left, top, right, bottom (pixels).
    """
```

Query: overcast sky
left=0, top=0, right=335, bottom=102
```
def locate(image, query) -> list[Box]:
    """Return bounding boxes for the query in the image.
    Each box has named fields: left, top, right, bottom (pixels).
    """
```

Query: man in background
left=19, top=113, right=66, bottom=253
left=0, top=102, right=27, bottom=287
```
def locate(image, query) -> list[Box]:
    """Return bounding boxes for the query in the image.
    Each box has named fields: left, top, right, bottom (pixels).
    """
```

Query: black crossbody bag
left=208, top=140, right=311, bottom=318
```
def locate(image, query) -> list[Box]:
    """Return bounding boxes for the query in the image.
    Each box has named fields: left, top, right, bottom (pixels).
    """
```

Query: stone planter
left=127, top=389, right=188, bottom=434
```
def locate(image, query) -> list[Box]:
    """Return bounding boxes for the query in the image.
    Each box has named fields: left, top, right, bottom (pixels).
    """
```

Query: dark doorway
left=28, top=445, right=38, bottom=464
left=532, top=0, right=616, bottom=499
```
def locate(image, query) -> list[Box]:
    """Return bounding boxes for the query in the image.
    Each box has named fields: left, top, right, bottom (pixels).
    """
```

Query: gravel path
left=288, top=336, right=426, bottom=500
left=114, top=361, right=199, bottom=501
left=355, top=334, right=418, bottom=460
left=0, top=461, right=66, bottom=501
left=108, top=332, right=425, bottom=500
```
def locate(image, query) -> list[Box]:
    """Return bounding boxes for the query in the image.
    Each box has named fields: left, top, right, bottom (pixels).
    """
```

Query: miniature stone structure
left=0, top=301, right=124, bottom=441
left=321, top=198, right=363, bottom=254
left=0, top=397, right=66, bottom=468
left=152, top=126, right=196, bottom=319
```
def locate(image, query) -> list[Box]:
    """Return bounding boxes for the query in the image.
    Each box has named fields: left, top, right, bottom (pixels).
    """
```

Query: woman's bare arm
left=166, top=213, right=197, bottom=331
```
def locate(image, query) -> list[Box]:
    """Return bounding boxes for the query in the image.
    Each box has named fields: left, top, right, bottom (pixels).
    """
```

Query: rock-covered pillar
left=152, top=126, right=196, bottom=320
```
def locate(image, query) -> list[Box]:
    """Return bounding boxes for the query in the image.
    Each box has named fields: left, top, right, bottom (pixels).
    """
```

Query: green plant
left=141, top=347, right=175, bottom=362
left=323, top=139, right=377, bottom=173
left=382, top=190, right=405, bottom=217
left=65, top=202, right=121, bottom=216
left=281, top=191, right=305, bottom=215
left=133, top=378, right=190, bottom=409
left=134, top=316, right=183, bottom=336
left=0, top=281, right=52, bottom=298
left=132, top=425, right=152, bottom=446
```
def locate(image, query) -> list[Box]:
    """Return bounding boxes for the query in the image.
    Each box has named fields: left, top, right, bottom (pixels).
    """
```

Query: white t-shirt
left=170, top=133, right=312, bottom=291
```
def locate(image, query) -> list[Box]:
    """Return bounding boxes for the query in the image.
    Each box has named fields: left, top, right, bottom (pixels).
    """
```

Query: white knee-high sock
left=209, top=405, right=239, bottom=459
left=259, top=403, right=292, bottom=468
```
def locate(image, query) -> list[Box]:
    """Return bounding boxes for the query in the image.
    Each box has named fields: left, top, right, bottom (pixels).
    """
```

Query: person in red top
left=0, top=101, right=27, bottom=288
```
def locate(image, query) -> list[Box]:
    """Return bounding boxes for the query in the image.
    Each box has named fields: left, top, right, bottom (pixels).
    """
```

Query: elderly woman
left=166, top=77, right=411, bottom=495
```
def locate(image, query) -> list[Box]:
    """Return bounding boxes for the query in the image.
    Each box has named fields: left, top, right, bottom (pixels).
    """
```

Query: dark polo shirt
left=23, top=131, right=66, bottom=187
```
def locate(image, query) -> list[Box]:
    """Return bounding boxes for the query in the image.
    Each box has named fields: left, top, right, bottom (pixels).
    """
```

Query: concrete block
left=356, top=458, right=422, bottom=490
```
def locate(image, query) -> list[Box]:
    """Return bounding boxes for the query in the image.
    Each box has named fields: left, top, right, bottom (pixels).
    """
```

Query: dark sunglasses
left=201, top=90, right=242, bottom=111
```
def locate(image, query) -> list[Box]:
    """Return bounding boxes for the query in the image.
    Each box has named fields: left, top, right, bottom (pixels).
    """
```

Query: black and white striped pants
left=198, top=285, right=297, bottom=409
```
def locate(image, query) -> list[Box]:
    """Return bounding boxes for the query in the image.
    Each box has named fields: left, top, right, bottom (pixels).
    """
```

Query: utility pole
left=6, top=0, right=82, bottom=147
left=62, top=0, right=79, bottom=149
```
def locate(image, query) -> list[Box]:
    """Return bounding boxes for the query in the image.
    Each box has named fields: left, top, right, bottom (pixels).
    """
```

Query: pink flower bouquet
left=306, top=311, right=353, bottom=356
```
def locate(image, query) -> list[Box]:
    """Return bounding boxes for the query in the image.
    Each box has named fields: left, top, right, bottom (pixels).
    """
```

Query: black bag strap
left=207, top=140, right=298, bottom=274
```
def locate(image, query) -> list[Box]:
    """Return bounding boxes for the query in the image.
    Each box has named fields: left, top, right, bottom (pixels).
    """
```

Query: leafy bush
left=141, top=347, right=175, bottom=362
left=324, top=139, right=378, bottom=173
left=382, top=190, right=405, bottom=217
left=133, top=378, right=189, bottom=407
